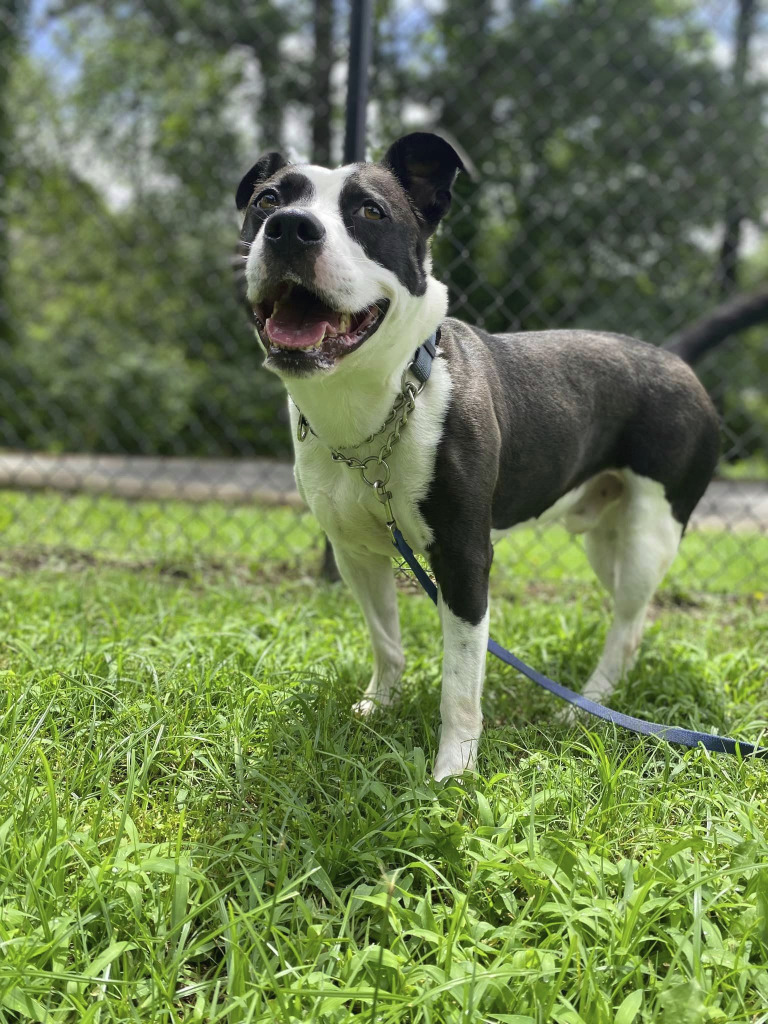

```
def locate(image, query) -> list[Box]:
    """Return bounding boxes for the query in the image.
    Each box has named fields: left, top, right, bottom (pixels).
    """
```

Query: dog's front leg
left=430, top=542, right=491, bottom=781
left=332, top=546, right=405, bottom=715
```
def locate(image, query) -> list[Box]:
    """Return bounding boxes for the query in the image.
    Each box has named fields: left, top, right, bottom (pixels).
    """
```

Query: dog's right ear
left=236, top=152, right=288, bottom=212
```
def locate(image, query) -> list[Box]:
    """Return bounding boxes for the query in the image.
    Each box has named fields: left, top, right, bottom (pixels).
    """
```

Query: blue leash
left=391, top=526, right=768, bottom=760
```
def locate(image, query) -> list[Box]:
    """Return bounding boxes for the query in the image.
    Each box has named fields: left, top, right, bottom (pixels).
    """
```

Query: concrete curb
left=0, top=452, right=766, bottom=528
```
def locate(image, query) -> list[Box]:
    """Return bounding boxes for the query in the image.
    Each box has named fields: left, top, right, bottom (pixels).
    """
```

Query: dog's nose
left=264, top=211, right=326, bottom=249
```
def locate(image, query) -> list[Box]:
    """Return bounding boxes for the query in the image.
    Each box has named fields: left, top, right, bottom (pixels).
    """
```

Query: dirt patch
left=0, top=546, right=317, bottom=588
left=1, top=547, right=765, bottom=615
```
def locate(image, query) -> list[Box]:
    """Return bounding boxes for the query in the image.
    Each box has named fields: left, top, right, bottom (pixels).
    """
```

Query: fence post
left=320, top=0, right=374, bottom=582
left=343, top=0, right=373, bottom=163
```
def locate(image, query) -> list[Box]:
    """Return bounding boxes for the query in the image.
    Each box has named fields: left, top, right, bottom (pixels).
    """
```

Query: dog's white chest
left=290, top=359, right=452, bottom=557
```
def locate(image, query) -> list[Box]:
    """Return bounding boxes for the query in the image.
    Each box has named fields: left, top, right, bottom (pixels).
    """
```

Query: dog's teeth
left=339, top=314, right=350, bottom=334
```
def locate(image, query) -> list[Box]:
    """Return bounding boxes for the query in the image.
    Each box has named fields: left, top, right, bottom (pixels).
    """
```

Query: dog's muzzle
left=252, top=281, right=389, bottom=374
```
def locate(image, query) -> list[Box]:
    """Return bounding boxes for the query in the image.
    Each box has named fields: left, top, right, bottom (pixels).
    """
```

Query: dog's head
left=236, top=132, right=465, bottom=377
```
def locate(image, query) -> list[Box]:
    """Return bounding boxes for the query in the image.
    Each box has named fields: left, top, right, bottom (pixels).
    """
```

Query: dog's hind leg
left=333, top=547, right=405, bottom=716
left=582, top=471, right=683, bottom=702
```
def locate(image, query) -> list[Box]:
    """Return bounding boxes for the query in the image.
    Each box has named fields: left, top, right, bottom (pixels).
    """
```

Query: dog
left=235, top=132, right=720, bottom=781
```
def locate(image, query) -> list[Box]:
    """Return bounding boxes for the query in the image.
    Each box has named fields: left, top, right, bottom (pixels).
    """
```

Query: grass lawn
left=0, top=492, right=767, bottom=1022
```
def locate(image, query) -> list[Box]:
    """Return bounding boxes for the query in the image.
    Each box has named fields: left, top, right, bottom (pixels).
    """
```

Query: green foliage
left=3, top=0, right=768, bottom=463
left=383, top=0, right=768, bottom=471
left=5, top=43, right=292, bottom=456
left=0, top=0, right=24, bottom=351
left=418, top=0, right=767, bottom=340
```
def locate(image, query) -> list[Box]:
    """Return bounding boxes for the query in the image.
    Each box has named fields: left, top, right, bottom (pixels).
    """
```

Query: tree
left=4, top=43, right=287, bottom=455
left=3, top=2, right=325, bottom=456
left=394, top=0, right=767, bottom=340
left=51, top=0, right=294, bottom=147
left=714, top=0, right=759, bottom=298
left=0, top=0, right=24, bottom=351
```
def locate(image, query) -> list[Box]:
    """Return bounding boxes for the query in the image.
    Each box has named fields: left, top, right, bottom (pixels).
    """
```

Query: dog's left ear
left=236, top=151, right=288, bottom=212
left=382, top=132, right=467, bottom=235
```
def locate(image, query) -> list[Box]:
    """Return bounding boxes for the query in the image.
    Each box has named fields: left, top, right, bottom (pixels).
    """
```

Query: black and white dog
left=236, top=132, right=719, bottom=781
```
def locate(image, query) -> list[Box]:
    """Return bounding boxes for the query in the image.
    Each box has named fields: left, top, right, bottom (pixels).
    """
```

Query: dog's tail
left=664, top=286, right=768, bottom=365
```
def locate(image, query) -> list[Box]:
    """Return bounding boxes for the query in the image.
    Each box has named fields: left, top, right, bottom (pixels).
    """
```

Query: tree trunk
left=259, top=49, right=284, bottom=150
left=311, top=0, right=333, bottom=165
left=0, top=0, right=22, bottom=349
left=714, top=0, right=757, bottom=298
left=435, top=0, right=494, bottom=326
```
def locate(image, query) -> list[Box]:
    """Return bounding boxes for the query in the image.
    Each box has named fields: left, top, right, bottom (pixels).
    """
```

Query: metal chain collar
left=295, top=359, right=425, bottom=530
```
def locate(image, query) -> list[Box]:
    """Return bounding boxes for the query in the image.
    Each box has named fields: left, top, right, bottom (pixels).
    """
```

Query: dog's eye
left=359, top=202, right=385, bottom=221
left=255, top=191, right=280, bottom=211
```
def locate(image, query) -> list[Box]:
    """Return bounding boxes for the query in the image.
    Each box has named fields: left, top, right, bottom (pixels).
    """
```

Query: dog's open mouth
left=253, top=283, right=389, bottom=371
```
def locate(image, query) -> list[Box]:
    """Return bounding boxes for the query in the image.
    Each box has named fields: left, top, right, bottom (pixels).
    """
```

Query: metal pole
left=343, top=0, right=373, bottom=163
left=320, top=0, right=373, bottom=584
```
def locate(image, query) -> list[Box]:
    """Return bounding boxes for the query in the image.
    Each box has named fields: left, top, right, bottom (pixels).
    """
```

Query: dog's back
left=433, top=320, right=720, bottom=531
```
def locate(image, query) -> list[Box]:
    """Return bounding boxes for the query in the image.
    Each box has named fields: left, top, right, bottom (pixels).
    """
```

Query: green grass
left=1, top=489, right=767, bottom=594
left=0, top=492, right=767, bottom=1022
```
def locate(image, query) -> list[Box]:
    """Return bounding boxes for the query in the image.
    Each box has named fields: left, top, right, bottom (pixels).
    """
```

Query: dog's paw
left=582, top=668, right=616, bottom=704
left=433, top=737, right=477, bottom=782
left=352, top=697, right=381, bottom=717
left=352, top=693, right=395, bottom=717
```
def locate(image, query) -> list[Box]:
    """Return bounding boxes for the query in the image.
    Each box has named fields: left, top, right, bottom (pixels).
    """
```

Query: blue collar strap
left=410, top=328, right=440, bottom=385
left=391, top=525, right=768, bottom=761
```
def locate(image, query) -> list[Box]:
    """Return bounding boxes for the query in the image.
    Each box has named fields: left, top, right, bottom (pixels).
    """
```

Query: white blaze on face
left=299, top=167, right=387, bottom=311
left=245, top=164, right=400, bottom=316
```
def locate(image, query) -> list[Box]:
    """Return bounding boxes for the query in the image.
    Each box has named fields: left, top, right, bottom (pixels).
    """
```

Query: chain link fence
left=1, top=0, right=767, bottom=585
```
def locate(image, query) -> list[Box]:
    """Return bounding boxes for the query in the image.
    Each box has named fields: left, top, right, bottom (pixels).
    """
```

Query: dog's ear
left=236, top=152, right=288, bottom=212
left=382, top=132, right=467, bottom=235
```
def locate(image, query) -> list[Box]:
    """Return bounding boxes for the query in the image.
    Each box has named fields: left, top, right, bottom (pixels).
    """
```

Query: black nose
left=264, top=210, right=326, bottom=249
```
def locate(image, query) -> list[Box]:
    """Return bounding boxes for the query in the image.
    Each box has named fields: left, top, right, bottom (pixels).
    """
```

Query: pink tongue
left=266, top=317, right=332, bottom=349
left=266, top=295, right=341, bottom=349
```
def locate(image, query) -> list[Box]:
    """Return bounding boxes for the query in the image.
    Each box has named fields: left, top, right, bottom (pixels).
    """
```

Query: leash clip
left=373, top=480, right=397, bottom=531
